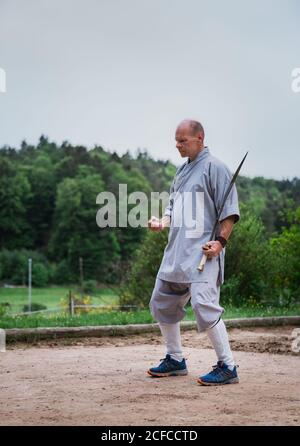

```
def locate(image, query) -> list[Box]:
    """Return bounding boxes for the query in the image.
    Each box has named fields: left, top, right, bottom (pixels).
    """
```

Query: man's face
left=175, top=125, right=203, bottom=161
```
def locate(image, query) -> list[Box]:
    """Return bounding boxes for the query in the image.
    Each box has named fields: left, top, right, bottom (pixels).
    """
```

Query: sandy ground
left=0, top=326, right=299, bottom=426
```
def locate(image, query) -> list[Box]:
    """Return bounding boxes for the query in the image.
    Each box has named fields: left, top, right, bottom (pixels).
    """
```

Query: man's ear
left=198, top=133, right=204, bottom=142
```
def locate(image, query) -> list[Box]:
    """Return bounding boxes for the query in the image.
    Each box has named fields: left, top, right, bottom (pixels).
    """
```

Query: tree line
left=0, top=136, right=299, bottom=298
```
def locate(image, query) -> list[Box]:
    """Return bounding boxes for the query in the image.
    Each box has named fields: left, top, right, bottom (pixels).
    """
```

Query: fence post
left=28, top=258, right=32, bottom=313
left=79, top=257, right=84, bottom=297
left=71, top=296, right=75, bottom=317
left=69, top=290, right=75, bottom=317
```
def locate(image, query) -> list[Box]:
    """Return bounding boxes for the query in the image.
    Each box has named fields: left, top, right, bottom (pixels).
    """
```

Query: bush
left=22, top=303, right=48, bottom=313
left=32, top=262, right=49, bottom=287
left=0, top=302, right=11, bottom=317
left=0, top=249, right=27, bottom=284
left=120, top=229, right=168, bottom=308
left=0, top=249, right=50, bottom=286
left=82, top=280, right=97, bottom=294
left=269, top=206, right=300, bottom=303
left=60, top=292, right=93, bottom=314
left=222, top=205, right=275, bottom=305
left=52, top=259, right=74, bottom=284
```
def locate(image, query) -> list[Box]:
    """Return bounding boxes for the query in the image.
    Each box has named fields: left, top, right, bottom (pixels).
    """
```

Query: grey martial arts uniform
left=150, top=146, right=240, bottom=332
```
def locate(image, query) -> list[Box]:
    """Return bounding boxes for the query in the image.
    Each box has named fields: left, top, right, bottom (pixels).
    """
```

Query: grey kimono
left=150, top=146, right=240, bottom=331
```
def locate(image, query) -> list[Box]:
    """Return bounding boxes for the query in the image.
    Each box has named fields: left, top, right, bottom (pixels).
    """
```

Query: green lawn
left=0, top=302, right=299, bottom=329
left=0, top=286, right=120, bottom=314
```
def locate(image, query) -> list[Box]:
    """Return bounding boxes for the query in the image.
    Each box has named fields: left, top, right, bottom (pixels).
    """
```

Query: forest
left=0, top=136, right=299, bottom=306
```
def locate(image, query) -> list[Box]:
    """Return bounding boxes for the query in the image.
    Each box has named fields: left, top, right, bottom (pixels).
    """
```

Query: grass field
left=0, top=297, right=299, bottom=329
left=0, top=285, right=119, bottom=314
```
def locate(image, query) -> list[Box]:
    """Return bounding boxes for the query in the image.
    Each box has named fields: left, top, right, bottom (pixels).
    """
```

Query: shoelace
left=210, top=365, right=224, bottom=377
left=159, top=356, right=186, bottom=364
left=159, top=356, right=171, bottom=364
left=158, top=355, right=187, bottom=368
left=209, top=364, right=234, bottom=378
left=156, top=356, right=174, bottom=372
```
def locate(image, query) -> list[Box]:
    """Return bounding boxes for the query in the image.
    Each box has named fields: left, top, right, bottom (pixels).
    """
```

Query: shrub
left=22, top=303, right=48, bottom=313
left=82, top=280, right=97, bottom=294
left=0, top=302, right=11, bottom=317
left=120, top=229, right=168, bottom=308
left=60, top=292, right=93, bottom=314
left=52, top=259, right=74, bottom=284
left=0, top=249, right=50, bottom=286
left=269, top=206, right=300, bottom=303
left=0, top=249, right=27, bottom=284
left=32, top=262, right=49, bottom=287
left=222, top=205, right=275, bottom=305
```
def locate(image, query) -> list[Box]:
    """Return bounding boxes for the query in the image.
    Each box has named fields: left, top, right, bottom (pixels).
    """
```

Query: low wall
left=3, top=315, right=300, bottom=343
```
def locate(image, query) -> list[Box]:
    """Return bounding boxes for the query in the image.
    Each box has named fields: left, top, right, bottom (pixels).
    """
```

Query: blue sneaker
left=197, top=361, right=239, bottom=386
left=147, top=354, right=188, bottom=377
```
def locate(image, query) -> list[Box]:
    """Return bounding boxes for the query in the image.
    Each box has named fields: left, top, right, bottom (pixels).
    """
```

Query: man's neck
left=188, top=145, right=205, bottom=163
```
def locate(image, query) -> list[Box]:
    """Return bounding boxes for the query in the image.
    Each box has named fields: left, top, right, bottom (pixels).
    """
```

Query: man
left=147, top=119, right=240, bottom=386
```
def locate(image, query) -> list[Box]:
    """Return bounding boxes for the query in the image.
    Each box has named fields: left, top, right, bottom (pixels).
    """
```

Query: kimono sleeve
left=209, top=160, right=240, bottom=223
left=164, top=178, right=176, bottom=217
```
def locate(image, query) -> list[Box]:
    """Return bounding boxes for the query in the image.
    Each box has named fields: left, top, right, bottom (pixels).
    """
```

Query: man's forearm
left=161, top=215, right=171, bottom=228
left=219, top=216, right=236, bottom=240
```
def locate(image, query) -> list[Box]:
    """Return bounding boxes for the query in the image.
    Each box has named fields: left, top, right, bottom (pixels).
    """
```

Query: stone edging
left=3, top=316, right=300, bottom=343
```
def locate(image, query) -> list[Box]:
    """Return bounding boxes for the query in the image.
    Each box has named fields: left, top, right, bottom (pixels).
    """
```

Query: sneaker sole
left=197, top=377, right=239, bottom=386
left=147, top=369, right=188, bottom=377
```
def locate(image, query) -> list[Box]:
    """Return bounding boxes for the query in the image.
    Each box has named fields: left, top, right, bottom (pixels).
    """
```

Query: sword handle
left=197, top=253, right=208, bottom=271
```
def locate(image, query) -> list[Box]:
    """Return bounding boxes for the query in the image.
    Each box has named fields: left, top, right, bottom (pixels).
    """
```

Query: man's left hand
left=202, top=240, right=223, bottom=258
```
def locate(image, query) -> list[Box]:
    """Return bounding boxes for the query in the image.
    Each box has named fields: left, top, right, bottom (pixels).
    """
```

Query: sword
left=197, top=152, right=248, bottom=271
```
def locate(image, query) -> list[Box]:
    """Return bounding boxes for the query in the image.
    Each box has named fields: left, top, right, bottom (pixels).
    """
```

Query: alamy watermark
left=0, top=68, right=6, bottom=93
left=291, top=328, right=300, bottom=353
left=0, top=329, right=6, bottom=352
left=96, top=185, right=205, bottom=238
left=291, top=68, right=300, bottom=93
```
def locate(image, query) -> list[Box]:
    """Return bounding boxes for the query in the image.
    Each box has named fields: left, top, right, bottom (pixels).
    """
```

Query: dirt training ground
left=0, top=326, right=299, bottom=426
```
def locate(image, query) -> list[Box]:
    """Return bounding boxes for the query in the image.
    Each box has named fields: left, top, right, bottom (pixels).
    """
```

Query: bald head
left=175, top=119, right=205, bottom=161
left=176, top=119, right=205, bottom=138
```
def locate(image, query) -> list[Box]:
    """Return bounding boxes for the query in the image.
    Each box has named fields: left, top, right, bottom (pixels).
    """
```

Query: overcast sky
left=0, top=0, right=299, bottom=179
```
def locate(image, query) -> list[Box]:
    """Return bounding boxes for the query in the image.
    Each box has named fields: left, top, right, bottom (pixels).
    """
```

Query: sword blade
left=198, top=151, right=248, bottom=272
left=210, top=151, right=248, bottom=240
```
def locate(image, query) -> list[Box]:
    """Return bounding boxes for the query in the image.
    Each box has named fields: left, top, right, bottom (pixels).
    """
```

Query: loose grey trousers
left=149, top=276, right=224, bottom=333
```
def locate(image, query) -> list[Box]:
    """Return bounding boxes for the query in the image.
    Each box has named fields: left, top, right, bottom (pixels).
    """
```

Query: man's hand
left=202, top=240, right=223, bottom=258
left=148, top=216, right=163, bottom=232
left=148, top=215, right=170, bottom=232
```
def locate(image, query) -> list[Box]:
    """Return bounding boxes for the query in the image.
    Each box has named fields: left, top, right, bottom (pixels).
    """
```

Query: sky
left=0, top=0, right=299, bottom=179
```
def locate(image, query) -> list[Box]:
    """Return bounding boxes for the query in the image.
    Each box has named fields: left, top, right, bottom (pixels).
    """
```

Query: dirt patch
left=0, top=326, right=299, bottom=426
left=7, top=325, right=299, bottom=356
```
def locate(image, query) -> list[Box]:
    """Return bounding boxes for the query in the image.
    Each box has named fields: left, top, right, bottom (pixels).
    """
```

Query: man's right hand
left=148, top=215, right=171, bottom=231
left=148, top=216, right=163, bottom=232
